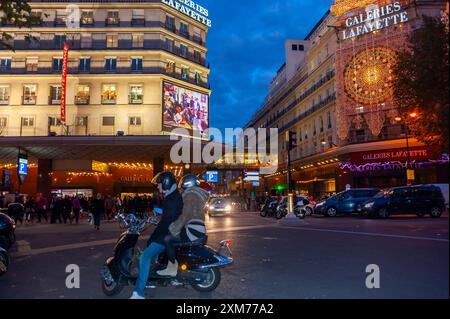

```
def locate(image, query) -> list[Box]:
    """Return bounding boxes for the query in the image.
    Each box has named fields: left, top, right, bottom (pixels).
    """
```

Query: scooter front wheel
left=101, top=277, right=125, bottom=297
left=191, top=268, right=221, bottom=292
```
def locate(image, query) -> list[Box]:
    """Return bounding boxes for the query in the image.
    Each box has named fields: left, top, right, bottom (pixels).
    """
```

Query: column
left=37, top=159, right=52, bottom=200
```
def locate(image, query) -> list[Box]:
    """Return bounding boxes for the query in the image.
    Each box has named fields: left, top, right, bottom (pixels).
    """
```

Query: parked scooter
left=100, top=212, right=233, bottom=297
left=276, top=197, right=307, bottom=219
left=260, top=197, right=278, bottom=218
left=0, top=213, right=15, bottom=250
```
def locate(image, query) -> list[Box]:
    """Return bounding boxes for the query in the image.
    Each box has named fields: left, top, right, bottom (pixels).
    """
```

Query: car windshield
left=374, top=191, right=387, bottom=199
left=210, top=198, right=229, bottom=205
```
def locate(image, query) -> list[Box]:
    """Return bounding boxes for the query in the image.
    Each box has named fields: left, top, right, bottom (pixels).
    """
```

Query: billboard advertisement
left=162, top=81, right=209, bottom=138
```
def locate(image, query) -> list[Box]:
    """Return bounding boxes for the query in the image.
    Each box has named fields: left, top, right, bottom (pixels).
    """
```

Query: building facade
left=0, top=0, right=210, bottom=137
left=245, top=0, right=448, bottom=198
left=0, top=0, right=212, bottom=198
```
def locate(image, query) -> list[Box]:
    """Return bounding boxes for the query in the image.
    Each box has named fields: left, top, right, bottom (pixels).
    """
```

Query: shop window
left=21, top=117, right=35, bottom=127
left=75, top=85, right=90, bottom=105
left=102, top=84, right=117, bottom=104
left=102, top=116, right=115, bottom=126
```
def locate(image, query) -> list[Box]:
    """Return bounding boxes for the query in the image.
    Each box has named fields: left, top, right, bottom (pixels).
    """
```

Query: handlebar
left=115, top=212, right=159, bottom=233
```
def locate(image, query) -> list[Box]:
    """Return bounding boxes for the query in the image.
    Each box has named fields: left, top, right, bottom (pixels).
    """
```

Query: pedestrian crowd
left=0, top=193, right=156, bottom=231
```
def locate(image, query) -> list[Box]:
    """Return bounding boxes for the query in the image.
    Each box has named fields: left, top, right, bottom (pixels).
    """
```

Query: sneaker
left=156, top=260, right=178, bottom=277
left=129, top=292, right=145, bottom=299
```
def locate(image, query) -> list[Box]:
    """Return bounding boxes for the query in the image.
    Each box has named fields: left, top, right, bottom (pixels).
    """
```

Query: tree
left=0, top=0, right=43, bottom=50
left=392, top=15, right=449, bottom=152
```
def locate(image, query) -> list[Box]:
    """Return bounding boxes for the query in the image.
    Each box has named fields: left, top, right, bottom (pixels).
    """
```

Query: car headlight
left=226, top=205, right=232, bottom=211
left=364, top=202, right=375, bottom=209
left=315, top=202, right=325, bottom=207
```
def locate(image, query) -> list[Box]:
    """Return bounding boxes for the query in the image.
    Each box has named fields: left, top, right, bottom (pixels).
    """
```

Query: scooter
left=0, top=247, right=8, bottom=276
left=0, top=213, right=15, bottom=250
left=260, top=198, right=278, bottom=218
left=100, top=213, right=233, bottom=297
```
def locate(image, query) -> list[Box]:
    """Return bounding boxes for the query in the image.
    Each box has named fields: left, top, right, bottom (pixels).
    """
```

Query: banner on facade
left=61, top=42, right=69, bottom=124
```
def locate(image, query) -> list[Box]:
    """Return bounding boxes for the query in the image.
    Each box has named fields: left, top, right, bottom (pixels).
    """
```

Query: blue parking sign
left=18, top=158, right=28, bottom=175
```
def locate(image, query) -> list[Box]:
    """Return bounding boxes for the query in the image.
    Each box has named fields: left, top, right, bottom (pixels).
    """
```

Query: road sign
left=206, top=171, right=219, bottom=183
left=17, top=154, right=28, bottom=185
left=407, top=169, right=415, bottom=181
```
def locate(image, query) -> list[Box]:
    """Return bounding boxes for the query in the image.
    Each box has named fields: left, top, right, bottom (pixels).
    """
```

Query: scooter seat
left=174, top=236, right=207, bottom=248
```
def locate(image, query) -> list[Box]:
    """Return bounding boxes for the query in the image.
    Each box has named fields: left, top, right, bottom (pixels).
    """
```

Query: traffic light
left=285, top=131, right=297, bottom=151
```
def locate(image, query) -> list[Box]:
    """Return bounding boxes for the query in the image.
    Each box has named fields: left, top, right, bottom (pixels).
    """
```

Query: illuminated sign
left=161, top=0, right=212, bottom=27
left=341, top=2, right=408, bottom=40
left=92, top=160, right=109, bottom=173
left=205, top=171, right=218, bottom=183
left=17, top=154, right=28, bottom=185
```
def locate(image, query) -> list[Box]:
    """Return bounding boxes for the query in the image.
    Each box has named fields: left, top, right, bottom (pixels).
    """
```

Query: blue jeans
left=134, top=242, right=165, bottom=297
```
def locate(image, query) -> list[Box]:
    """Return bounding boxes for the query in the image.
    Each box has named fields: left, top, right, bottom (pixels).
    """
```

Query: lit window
left=129, top=116, right=142, bottom=126
left=22, top=117, right=35, bottom=127
left=49, top=85, right=62, bottom=104
left=181, top=67, right=189, bottom=80
left=23, top=85, right=37, bottom=105
left=132, top=34, right=144, bottom=48
left=107, top=11, right=120, bottom=25
left=81, top=11, right=94, bottom=25
left=166, top=61, right=175, bottom=74
left=106, top=34, right=118, bottom=48
left=132, top=9, right=145, bottom=25
left=129, top=85, right=143, bottom=104
left=102, top=84, right=117, bottom=104
left=0, top=86, right=10, bottom=105
left=75, top=85, right=90, bottom=105
left=49, top=117, right=61, bottom=126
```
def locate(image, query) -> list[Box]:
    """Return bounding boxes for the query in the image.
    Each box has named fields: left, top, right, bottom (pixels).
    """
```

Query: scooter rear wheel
left=0, top=249, right=9, bottom=276
left=191, top=268, right=221, bottom=292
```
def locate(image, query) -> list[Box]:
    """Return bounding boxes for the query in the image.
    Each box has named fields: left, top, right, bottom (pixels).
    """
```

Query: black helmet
left=152, top=171, right=177, bottom=191
left=179, top=174, right=201, bottom=190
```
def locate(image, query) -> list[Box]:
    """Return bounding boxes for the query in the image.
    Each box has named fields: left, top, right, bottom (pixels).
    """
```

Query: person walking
left=51, top=195, right=64, bottom=224
left=63, top=196, right=72, bottom=224
left=24, top=196, right=36, bottom=224
left=72, top=195, right=81, bottom=224
left=91, top=194, right=104, bottom=230
left=36, top=194, right=48, bottom=223
left=104, top=195, right=114, bottom=221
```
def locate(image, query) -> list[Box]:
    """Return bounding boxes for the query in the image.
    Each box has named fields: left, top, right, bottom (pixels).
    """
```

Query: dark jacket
left=149, top=188, right=183, bottom=245
left=91, top=198, right=105, bottom=215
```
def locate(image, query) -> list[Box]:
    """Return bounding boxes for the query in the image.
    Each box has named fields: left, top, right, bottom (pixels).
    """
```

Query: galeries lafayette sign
left=161, top=0, right=212, bottom=27
left=341, top=1, right=408, bottom=40
left=350, top=146, right=443, bottom=164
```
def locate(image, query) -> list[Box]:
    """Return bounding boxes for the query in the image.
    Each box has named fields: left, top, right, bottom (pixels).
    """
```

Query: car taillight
left=310, top=201, right=316, bottom=205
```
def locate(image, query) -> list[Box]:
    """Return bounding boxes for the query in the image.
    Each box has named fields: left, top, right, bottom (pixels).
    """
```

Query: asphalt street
left=0, top=212, right=448, bottom=299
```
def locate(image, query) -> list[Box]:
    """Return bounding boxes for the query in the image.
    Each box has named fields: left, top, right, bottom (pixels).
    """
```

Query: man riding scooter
left=129, top=171, right=183, bottom=299
left=157, top=174, right=209, bottom=278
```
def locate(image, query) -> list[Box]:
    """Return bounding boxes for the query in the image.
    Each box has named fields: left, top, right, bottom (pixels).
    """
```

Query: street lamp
left=395, top=112, right=419, bottom=186
left=321, top=139, right=337, bottom=147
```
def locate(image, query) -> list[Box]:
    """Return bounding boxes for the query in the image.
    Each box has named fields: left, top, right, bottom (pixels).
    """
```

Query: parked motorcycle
left=0, top=213, right=15, bottom=250
left=276, top=198, right=307, bottom=220
left=260, top=198, right=278, bottom=218
left=100, top=213, right=233, bottom=297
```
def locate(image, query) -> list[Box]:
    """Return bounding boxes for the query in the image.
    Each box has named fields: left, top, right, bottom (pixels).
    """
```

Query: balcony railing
left=129, top=95, right=143, bottom=104
left=75, top=96, right=90, bottom=105
left=48, top=96, right=62, bottom=105
left=101, top=96, right=117, bottom=104
left=131, top=18, right=145, bottom=26
left=0, top=97, right=9, bottom=105
left=106, top=18, right=120, bottom=25
left=22, top=96, right=36, bottom=105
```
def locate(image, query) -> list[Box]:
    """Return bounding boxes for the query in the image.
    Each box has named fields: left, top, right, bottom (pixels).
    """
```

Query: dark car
left=359, top=185, right=446, bottom=218
left=314, top=188, right=380, bottom=217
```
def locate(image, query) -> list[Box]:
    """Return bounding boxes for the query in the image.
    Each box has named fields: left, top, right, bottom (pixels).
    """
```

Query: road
left=0, top=212, right=448, bottom=299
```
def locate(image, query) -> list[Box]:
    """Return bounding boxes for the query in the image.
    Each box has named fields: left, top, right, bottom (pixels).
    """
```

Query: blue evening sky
left=202, top=0, right=334, bottom=136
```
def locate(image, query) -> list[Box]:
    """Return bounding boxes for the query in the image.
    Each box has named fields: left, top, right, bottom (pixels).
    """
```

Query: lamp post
left=395, top=112, right=418, bottom=186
